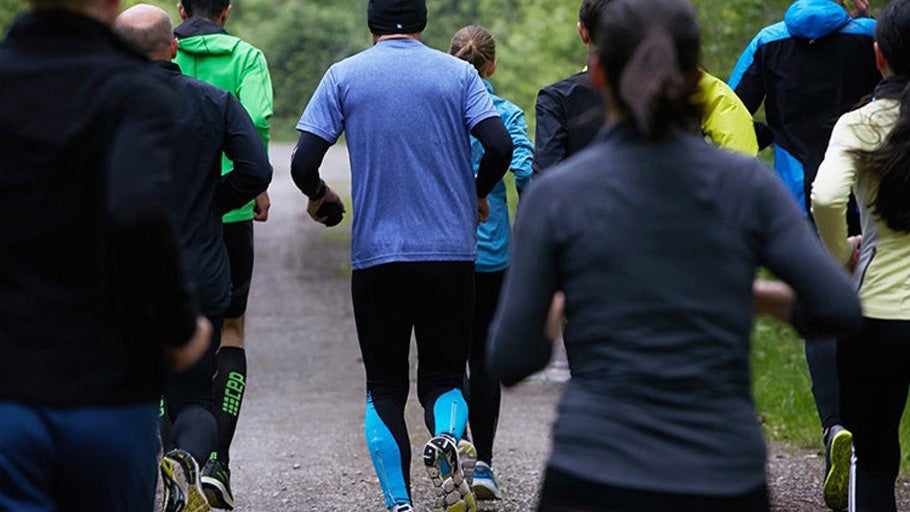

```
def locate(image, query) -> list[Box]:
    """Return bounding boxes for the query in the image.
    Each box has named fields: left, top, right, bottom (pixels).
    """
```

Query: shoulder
left=753, top=21, right=792, bottom=48
left=834, top=99, right=899, bottom=147
left=840, top=17, right=876, bottom=37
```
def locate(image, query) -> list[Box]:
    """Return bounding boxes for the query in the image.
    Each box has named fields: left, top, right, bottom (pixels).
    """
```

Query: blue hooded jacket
left=729, top=0, right=878, bottom=214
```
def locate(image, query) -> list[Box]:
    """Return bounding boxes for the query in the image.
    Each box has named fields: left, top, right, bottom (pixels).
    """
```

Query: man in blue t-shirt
left=289, top=1, right=512, bottom=511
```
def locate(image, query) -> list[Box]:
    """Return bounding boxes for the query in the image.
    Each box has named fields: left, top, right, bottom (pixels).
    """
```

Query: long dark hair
left=595, top=0, right=701, bottom=140
left=851, top=0, right=910, bottom=232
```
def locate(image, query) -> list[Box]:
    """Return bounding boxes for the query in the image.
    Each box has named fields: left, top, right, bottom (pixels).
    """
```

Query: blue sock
left=365, top=393, right=410, bottom=509
left=432, top=388, right=469, bottom=439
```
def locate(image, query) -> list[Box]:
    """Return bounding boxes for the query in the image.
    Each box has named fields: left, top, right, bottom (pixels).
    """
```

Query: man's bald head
left=115, top=4, right=175, bottom=60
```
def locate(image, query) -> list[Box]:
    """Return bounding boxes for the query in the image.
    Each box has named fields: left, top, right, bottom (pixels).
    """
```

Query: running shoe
left=823, top=425, right=853, bottom=511
left=201, top=459, right=235, bottom=510
left=161, top=450, right=211, bottom=512
left=390, top=504, right=414, bottom=512
left=471, top=461, right=502, bottom=501
left=457, top=439, right=477, bottom=486
left=423, top=433, right=476, bottom=512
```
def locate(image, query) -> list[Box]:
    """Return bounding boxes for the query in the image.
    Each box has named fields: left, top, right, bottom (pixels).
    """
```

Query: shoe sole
left=168, top=452, right=212, bottom=512
left=457, top=441, right=477, bottom=487
left=423, top=436, right=476, bottom=512
left=824, top=429, right=852, bottom=511
left=472, top=479, right=501, bottom=501
left=202, top=475, right=235, bottom=510
left=161, top=457, right=187, bottom=512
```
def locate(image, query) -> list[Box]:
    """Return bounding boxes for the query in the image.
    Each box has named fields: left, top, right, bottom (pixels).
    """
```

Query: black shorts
left=223, top=220, right=254, bottom=319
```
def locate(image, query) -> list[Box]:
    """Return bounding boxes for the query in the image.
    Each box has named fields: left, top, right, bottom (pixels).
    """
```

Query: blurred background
left=1, top=0, right=798, bottom=141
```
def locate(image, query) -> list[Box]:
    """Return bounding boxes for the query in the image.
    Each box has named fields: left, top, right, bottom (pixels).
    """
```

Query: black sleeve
left=107, top=77, right=196, bottom=347
left=472, top=117, right=513, bottom=198
left=753, top=162, right=862, bottom=336
left=216, top=94, right=273, bottom=214
left=754, top=121, right=774, bottom=151
left=533, top=87, right=568, bottom=175
left=488, top=179, right=559, bottom=386
left=290, top=131, right=332, bottom=199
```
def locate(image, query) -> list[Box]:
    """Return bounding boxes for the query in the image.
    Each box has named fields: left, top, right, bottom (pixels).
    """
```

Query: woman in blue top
left=449, top=24, right=533, bottom=503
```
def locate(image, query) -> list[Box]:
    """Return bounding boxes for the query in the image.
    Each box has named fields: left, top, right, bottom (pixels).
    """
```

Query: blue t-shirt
left=471, top=80, right=533, bottom=273
left=298, top=39, right=498, bottom=270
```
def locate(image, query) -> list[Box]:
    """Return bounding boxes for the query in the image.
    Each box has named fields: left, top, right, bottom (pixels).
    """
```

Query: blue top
left=472, top=80, right=533, bottom=273
left=297, top=39, right=498, bottom=270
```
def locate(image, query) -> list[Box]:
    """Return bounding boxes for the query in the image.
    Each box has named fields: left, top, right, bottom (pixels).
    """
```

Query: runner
left=729, top=2, right=880, bottom=507
left=290, top=1, right=512, bottom=510
left=115, top=6, right=272, bottom=511
left=812, top=2, right=910, bottom=509
left=173, top=1, right=274, bottom=507
left=0, top=1, right=210, bottom=510
left=534, top=0, right=758, bottom=176
left=488, top=1, right=863, bottom=511
left=449, top=23, right=533, bottom=502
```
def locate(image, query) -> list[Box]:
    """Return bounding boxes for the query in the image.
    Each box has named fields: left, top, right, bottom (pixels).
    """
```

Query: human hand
left=845, top=235, right=863, bottom=273
left=307, top=185, right=345, bottom=226
left=846, top=0, right=870, bottom=18
left=545, top=292, right=566, bottom=342
left=478, top=197, right=490, bottom=223
left=165, top=316, right=212, bottom=372
left=752, top=280, right=796, bottom=323
left=253, top=191, right=271, bottom=222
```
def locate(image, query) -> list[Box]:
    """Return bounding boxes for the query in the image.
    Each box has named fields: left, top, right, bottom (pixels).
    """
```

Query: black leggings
left=466, top=270, right=504, bottom=463
left=838, top=318, right=910, bottom=512
left=537, top=466, right=770, bottom=512
left=352, top=261, right=473, bottom=493
left=162, top=315, right=222, bottom=465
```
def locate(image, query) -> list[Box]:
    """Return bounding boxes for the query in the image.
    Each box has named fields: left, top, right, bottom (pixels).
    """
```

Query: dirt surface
left=220, top=143, right=909, bottom=511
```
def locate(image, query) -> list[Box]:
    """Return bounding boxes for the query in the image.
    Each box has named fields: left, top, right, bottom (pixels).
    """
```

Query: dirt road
left=223, top=144, right=908, bottom=511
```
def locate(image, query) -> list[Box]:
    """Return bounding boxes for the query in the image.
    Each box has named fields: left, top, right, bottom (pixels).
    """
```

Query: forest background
left=2, top=0, right=908, bottom=471
left=2, top=0, right=801, bottom=139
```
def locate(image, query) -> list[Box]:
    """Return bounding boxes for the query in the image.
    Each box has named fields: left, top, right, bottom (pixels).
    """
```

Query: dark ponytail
left=851, top=0, right=910, bottom=232
left=596, top=0, right=701, bottom=140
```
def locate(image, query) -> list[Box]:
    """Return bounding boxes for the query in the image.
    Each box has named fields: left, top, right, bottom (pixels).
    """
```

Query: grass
left=752, top=317, right=910, bottom=474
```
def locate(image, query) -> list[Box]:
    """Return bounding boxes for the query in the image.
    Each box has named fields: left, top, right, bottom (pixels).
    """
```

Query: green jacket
left=175, top=19, right=273, bottom=223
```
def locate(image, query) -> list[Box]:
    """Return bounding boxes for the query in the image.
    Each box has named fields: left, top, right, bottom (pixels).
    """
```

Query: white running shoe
left=423, top=434, right=476, bottom=512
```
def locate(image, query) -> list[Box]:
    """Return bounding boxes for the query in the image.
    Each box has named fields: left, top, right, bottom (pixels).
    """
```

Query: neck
left=374, top=33, right=420, bottom=43
left=189, top=15, right=223, bottom=27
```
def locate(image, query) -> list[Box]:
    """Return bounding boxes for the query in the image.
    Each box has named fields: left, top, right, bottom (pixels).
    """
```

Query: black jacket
left=154, top=61, right=272, bottom=316
left=0, top=10, right=197, bottom=406
left=533, top=71, right=604, bottom=175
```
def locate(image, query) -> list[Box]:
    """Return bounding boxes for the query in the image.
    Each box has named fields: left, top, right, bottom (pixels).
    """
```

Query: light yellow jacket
left=812, top=98, right=910, bottom=320
left=693, top=71, right=759, bottom=157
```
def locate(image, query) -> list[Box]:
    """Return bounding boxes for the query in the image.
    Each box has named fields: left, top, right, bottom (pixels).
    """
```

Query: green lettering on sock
left=221, top=371, right=246, bottom=417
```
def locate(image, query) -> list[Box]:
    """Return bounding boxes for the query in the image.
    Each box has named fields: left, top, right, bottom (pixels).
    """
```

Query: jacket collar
left=152, top=60, right=182, bottom=74
left=174, top=17, right=228, bottom=39
left=873, top=75, right=910, bottom=102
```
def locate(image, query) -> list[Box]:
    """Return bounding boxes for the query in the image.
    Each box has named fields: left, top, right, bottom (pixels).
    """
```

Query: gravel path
left=216, top=144, right=908, bottom=511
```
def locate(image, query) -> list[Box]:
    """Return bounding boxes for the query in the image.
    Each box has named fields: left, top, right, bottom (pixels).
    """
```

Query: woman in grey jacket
left=488, top=0, right=862, bottom=510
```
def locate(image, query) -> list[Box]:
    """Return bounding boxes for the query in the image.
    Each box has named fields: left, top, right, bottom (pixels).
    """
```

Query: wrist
left=309, top=179, right=327, bottom=201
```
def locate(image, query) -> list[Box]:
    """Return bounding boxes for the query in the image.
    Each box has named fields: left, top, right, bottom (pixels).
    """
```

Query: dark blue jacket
left=729, top=0, right=879, bottom=213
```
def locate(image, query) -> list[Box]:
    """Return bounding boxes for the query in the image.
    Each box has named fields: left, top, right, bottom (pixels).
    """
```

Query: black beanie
left=368, top=0, right=427, bottom=35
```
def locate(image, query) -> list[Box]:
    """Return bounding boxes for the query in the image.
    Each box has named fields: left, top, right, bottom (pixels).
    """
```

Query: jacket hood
left=785, top=0, right=852, bottom=39
left=176, top=32, right=240, bottom=56
left=174, top=18, right=238, bottom=56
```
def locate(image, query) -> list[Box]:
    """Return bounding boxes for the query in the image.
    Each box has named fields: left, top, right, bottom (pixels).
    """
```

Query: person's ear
left=219, top=4, right=231, bottom=25
left=577, top=21, right=591, bottom=45
left=874, top=42, right=891, bottom=75
left=588, top=52, right=606, bottom=90
left=177, top=3, right=187, bottom=20
left=485, top=60, right=498, bottom=78
left=170, top=38, right=178, bottom=59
